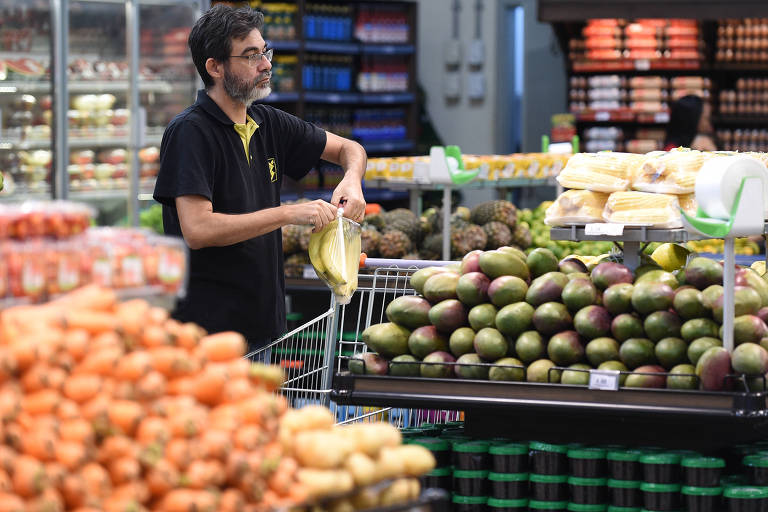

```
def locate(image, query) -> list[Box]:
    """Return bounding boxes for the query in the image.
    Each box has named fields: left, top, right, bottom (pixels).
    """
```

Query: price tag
left=595, top=111, right=611, bottom=121
left=654, top=112, right=670, bottom=123
left=584, top=223, right=624, bottom=236
left=635, top=59, right=651, bottom=71
left=302, top=265, right=318, bottom=279
left=589, top=369, right=620, bottom=391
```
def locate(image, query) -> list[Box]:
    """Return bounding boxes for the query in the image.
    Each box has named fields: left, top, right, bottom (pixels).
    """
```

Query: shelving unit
left=218, top=0, right=420, bottom=206
left=543, top=2, right=768, bottom=154
left=331, top=373, right=768, bottom=448
left=0, top=0, right=202, bottom=225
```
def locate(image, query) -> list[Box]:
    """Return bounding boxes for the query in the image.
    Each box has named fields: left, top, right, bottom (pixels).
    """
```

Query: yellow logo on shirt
left=267, top=157, right=277, bottom=182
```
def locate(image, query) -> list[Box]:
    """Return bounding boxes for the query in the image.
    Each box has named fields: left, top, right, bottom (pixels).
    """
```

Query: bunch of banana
left=308, top=216, right=362, bottom=302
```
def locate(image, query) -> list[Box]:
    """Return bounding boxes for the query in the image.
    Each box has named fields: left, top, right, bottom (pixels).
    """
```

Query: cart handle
left=359, top=253, right=455, bottom=269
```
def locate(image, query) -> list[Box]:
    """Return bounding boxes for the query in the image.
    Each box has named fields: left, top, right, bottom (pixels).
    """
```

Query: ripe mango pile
left=355, top=246, right=768, bottom=392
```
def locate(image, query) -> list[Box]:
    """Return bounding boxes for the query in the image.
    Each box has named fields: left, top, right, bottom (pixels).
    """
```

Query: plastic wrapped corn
left=544, top=189, right=610, bottom=226
left=556, top=152, right=645, bottom=193
left=603, top=191, right=683, bottom=228
left=678, top=193, right=698, bottom=216
left=631, top=149, right=715, bottom=194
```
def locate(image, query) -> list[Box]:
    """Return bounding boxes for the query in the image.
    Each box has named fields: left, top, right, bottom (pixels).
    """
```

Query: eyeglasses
left=229, top=48, right=274, bottom=66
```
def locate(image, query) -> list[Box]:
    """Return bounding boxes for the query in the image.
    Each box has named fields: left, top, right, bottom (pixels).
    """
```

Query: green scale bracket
left=682, top=175, right=766, bottom=353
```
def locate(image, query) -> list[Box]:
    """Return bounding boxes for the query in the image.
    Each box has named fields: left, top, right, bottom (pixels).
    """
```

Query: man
left=153, top=5, right=366, bottom=353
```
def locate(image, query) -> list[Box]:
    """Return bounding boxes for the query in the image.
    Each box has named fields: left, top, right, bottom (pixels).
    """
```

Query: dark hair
left=664, top=95, right=703, bottom=148
left=188, top=4, right=264, bottom=88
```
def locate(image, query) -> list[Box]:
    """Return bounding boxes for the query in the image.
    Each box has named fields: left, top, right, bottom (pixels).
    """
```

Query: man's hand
left=331, top=176, right=366, bottom=223
left=285, top=199, right=338, bottom=233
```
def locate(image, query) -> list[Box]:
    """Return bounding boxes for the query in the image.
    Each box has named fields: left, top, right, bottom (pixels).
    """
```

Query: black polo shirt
left=153, top=90, right=326, bottom=341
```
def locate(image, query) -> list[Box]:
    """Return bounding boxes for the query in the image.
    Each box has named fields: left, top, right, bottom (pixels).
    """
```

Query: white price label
left=635, top=59, right=651, bottom=71
left=654, top=112, right=670, bottom=123
left=595, top=111, right=611, bottom=121
left=584, top=223, right=624, bottom=236
left=302, top=266, right=318, bottom=279
left=589, top=370, right=620, bottom=391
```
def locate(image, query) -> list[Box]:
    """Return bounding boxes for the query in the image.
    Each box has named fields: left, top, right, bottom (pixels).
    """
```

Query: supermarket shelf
left=360, top=44, right=415, bottom=55
left=361, top=140, right=414, bottom=153
left=304, top=40, right=360, bottom=54
left=540, top=0, right=768, bottom=20
left=549, top=225, right=710, bottom=243
left=1, top=134, right=163, bottom=150
left=281, top=188, right=409, bottom=203
left=260, top=92, right=300, bottom=103
left=364, top=177, right=558, bottom=191
left=712, top=63, right=768, bottom=72
left=576, top=110, right=670, bottom=124
left=331, top=372, right=768, bottom=446
left=303, top=91, right=414, bottom=104
left=713, top=116, right=768, bottom=126
left=303, top=41, right=415, bottom=56
left=0, top=80, right=179, bottom=94
left=304, top=91, right=362, bottom=104
left=571, top=59, right=703, bottom=73
left=267, top=39, right=301, bottom=51
left=360, top=92, right=415, bottom=104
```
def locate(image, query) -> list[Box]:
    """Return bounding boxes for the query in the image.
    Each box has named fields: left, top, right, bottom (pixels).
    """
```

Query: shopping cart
left=248, top=257, right=462, bottom=427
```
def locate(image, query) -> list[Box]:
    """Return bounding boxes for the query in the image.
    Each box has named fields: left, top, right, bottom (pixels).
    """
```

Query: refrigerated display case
left=0, top=0, right=202, bottom=224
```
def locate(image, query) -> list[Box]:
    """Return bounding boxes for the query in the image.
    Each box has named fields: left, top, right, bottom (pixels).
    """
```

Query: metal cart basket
left=247, top=258, right=462, bottom=427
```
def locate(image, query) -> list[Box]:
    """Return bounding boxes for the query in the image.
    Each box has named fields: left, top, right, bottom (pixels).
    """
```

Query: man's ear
left=205, top=58, right=223, bottom=80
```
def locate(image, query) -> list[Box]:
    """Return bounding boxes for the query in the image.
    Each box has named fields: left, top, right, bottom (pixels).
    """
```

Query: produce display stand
left=548, top=225, right=711, bottom=270
left=331, top=372, right=768, bottom=449
left=269, top=257, right=768, bottom=453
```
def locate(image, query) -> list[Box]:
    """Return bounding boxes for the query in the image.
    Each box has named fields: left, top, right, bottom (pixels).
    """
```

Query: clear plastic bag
left=602, top=191, right=683, bottom=228
left=544, top=189, right=610, bottom=226
left=630, top=149, right=716, bottom=194
left=556, top=152, right=645, bottom=193
left=308, top=208, right=361, bottom=305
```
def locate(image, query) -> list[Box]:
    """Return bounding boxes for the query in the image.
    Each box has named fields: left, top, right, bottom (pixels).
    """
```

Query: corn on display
left=556, top=152, right=645, bottom=192
left=364, top=153, right=571, bottom=182
left=678, top=193, right=698, bottom=216
left=603, top=191, right=683, bottom=228
left=631, top=148, right=717, bottom=194
left=544, top=189, right=610, bottom=226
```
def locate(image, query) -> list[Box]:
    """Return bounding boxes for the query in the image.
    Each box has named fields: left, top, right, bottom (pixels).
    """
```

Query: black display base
left=332, top=373, right=768, bottom=450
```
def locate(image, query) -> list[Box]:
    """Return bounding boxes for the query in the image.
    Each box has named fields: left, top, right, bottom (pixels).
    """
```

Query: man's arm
left=322, top=131, right=367, bottom=222
left=176, top=195, right=337, bottom=250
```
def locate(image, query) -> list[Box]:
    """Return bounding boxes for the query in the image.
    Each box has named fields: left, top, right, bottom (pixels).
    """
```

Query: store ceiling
left=539, top=0, right=768, bottom=21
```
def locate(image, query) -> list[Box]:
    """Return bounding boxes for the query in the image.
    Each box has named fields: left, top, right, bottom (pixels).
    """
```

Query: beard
left=223, top=66, right=272, bottom=106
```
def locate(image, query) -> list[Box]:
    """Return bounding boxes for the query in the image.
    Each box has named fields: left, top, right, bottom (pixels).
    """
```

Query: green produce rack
left=331, top=372, right=768, bottom=450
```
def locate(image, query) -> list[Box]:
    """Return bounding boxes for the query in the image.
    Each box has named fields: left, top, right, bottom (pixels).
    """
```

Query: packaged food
left=545, top=190, right=610, bottom=226
left=678, top=194, right=698, bottom=215
left=308, top=209, right=361, bottom=305
left=631, top=149, right=715, bottom=194
left=603, top=191, right=683, bottom=228
left=557, top=152, right=643, bottom=193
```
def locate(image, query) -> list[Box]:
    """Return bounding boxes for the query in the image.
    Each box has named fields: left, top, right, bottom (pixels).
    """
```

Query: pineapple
left=361, top=227, right=381, bottom=257
left=284, top=252, right=310, bottom=278
left=512, top=222, right=532, bottom=249
left=298, top=225, right=312, bottom=251
left=482, top=221, right=513, bottom=250
left=421, top=233, right=443, bottom=260
left=451, top=225, right=487, bottom=258
left=378, top=230, right=412, bottom=258
left=281, top=225, right=304, bottom=254
left=470, top=200, right=518, bottom=229
left=364, top=212, right=386, bottom=231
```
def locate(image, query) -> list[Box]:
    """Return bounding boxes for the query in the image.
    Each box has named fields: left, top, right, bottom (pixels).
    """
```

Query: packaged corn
left=544, top=189, right=610, bottom=226
left=556, top=152, right=644, bottom=192
left=678, top=193, right=698, bottom=216
left=603, top=191, right=683, bottom=228
left=631, top=149, right=715, bottom=194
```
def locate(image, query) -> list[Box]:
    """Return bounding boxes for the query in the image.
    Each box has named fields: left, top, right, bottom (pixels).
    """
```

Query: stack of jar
left=718, top=78, right=768, bottom=116
left=716, top=18, right=768, bottom=63
left=717, top=129, right=768, bottom=153
left=405, top=422, right=768, bottom=512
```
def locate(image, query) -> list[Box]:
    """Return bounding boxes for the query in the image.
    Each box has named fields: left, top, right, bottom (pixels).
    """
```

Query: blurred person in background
left=664, top=94, right=717, bottom=152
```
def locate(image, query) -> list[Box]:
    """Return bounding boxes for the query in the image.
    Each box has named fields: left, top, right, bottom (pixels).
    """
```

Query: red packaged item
left=7, top=240, right=46, bottom=301
left=149, top=235, right=187, bottom=296
left=45, top=240, right=82, bottom=297
left=13, top=202, right=45, bottom=239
